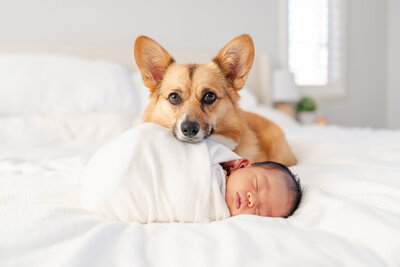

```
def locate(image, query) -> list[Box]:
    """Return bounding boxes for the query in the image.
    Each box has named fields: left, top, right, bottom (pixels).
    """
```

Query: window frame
left=279, top=0, right=347, bottom=99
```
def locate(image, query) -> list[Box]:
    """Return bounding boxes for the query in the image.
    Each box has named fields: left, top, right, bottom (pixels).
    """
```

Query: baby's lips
left=236, top=192, right=241, bottom=209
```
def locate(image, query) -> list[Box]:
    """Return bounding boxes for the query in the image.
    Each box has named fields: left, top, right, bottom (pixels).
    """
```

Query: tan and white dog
left=134, top=34, right=297, bottom=166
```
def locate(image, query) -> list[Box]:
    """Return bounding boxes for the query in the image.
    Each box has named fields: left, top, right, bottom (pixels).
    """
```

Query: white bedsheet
left=1, top=124, right=400, bottom=267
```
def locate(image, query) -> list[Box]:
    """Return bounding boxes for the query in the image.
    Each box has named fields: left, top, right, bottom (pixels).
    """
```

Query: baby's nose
left=247, top=192, right=256, bottom=208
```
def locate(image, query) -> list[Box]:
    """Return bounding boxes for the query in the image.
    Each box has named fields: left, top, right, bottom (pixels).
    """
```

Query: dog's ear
left=213, top=34, right=255, bottom=90
left=134, top=36, right=174, bottom=90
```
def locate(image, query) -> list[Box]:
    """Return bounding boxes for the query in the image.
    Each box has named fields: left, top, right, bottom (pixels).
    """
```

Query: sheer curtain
left=287, top=0, right=345, bottom=97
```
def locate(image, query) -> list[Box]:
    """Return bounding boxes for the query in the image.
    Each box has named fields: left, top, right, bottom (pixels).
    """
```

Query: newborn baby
left=81, top=123, right=302, bottom=223
left=221, top=159, right=302, bottom=218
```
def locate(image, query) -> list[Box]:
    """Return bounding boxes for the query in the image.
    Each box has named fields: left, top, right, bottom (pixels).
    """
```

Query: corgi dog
left=134, top=34, right=297, bottom=166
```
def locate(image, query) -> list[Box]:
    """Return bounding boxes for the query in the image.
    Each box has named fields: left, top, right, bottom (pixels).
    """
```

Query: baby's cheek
left=225, top=196, right=233, bottom=216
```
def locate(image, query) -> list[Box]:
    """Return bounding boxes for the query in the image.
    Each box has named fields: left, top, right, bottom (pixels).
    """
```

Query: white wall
left=386, top=0, right=400, bottom=129
left=0, top=0, right=279, bottom=64
left=320, top=0, right=388, bottom=128
left=0, top=0, right=395, bottom=128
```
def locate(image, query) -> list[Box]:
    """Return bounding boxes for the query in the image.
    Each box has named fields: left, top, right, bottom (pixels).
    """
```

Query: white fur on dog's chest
left=209, top=135, right=238, bottom=150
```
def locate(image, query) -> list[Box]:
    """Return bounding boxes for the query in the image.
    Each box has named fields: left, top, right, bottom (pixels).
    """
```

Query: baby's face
left=225, top=165, right=293, bottom=217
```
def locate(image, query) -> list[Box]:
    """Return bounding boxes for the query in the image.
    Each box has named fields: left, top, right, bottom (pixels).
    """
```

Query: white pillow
left=238, top=87, right=259, bottom=110
left=131, top=72, right=150, bottom=117
left=0, top=54, right=138, bottom=115
left=0, top=54, right=140, bottom=144
left=0, top=112, right=136, bottom=145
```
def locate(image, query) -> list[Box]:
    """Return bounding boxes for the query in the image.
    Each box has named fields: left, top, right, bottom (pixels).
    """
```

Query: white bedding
left=1, top=54, right=399, bottom=267
left=1, top=121, right=399, bottom=267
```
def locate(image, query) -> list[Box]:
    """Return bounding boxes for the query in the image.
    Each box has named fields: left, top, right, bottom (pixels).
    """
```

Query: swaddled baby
left=81, top=123, right=302, bottom=223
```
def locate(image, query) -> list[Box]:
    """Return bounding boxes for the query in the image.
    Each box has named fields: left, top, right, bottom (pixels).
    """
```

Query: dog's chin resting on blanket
left=81, top=123, right=241, bottom=223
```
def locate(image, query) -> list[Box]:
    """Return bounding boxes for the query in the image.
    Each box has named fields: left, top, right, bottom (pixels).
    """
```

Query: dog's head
left=134, top=34, right=254, bottom=143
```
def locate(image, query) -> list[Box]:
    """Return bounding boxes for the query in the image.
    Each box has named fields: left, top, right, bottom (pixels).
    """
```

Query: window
left=281, top=0, right=346, bottom=98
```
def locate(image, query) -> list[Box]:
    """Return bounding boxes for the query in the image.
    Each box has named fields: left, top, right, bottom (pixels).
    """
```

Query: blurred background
left=1, top=0, right=399, bottom=129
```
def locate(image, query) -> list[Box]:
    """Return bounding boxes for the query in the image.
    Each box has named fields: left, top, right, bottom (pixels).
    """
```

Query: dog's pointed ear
left=213, top=34, right=255, bottom=90
left=134, top=36, right=174, bottom=90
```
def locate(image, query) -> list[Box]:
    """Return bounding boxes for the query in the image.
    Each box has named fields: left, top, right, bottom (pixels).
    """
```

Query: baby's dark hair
left=251, top=161, right=302, bottom=218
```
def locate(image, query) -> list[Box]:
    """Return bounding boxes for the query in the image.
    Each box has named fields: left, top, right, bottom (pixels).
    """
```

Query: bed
left=0, top=50, right=399, bottom=267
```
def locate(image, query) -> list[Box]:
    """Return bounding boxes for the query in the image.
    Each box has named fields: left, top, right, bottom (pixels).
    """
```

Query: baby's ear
left=237, top=159, right=252, bottom=169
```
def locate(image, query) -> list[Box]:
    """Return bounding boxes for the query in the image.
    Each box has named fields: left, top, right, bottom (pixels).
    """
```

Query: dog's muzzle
left=174, top=119, right=214, bottom=143
left=181, top=120, right=200, bottom=138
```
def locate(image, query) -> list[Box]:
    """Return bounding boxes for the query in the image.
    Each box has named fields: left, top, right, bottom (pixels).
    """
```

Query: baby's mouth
left=236, top=193, right=242, bottom=209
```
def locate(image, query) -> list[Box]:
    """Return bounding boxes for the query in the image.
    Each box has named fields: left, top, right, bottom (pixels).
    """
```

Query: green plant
left=296, top=96, right=317, bottom=113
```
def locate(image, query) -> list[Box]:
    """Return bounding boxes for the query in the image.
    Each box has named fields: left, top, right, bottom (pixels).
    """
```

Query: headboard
left=0, top=44, right=272, bottom=106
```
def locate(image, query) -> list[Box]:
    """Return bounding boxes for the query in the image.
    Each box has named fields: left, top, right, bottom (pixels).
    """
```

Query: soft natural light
left=288, top=0, right=329, bottom=86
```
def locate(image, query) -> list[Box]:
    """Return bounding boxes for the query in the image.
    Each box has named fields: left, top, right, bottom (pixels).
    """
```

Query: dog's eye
left=168, top=93, right=182, bottom=105
left=202, top=92, right=217, bottom=105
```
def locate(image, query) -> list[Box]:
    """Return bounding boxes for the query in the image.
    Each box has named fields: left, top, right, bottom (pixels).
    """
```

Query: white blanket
left=81, top=123, right=240, bottom=223
left=1, top=122, right=400, bottom=267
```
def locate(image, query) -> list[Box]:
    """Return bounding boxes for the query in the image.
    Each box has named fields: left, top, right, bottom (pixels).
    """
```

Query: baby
left=81, top=123, right=302, bottom=223
left=221, top=159, right=302, bottom=218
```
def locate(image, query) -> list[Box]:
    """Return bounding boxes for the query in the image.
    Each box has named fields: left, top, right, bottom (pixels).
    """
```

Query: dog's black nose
left=181, top=121, right=200, bottom=137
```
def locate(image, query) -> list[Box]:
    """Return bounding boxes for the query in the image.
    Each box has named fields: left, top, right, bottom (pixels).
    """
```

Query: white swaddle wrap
left=81, top=123, right=240, bottom=223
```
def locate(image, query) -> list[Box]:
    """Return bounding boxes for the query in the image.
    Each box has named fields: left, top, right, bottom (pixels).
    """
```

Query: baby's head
left=224, top=159, right=302, bottom=218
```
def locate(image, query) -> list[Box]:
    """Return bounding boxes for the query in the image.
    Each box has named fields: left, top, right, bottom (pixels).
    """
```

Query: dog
left=134, top=34, right=297, bottom=166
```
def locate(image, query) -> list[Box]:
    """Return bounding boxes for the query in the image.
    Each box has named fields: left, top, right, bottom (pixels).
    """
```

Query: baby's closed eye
left=253, top=178, right=259, bottom=191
